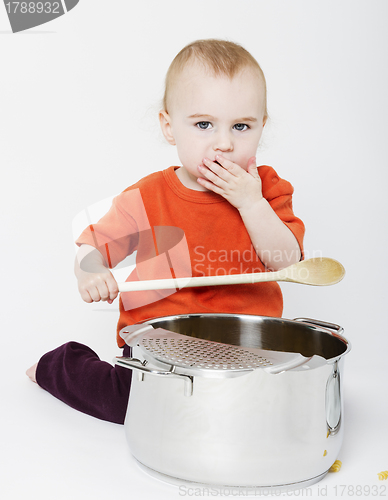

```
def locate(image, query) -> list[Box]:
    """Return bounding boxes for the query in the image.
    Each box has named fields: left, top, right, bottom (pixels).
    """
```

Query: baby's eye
left=196, top=121, right=212, bottom=130
left=233, top=123, right=249, bottom=131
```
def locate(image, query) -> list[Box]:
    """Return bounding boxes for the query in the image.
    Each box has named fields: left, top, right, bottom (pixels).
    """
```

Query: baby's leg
left=29, top=342, right=132, bottom=424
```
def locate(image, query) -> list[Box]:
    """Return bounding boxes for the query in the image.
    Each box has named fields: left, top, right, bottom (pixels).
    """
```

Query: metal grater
left=123, top=327, right=320, bottom=376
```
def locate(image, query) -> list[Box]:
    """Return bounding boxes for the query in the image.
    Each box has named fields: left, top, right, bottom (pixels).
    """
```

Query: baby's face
left=160, top=62, right=267, bottom=190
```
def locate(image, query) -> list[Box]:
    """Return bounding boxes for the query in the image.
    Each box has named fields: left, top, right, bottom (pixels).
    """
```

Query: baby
left=27, top=39, right=304, bottom=424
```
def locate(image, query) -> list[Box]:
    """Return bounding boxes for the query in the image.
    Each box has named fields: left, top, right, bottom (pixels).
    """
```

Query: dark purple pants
left=36, top=342, right=132, bottom=424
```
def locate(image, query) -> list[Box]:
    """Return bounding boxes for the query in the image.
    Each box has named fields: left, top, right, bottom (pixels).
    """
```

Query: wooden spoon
left=118, top=257, right=345, bottom=292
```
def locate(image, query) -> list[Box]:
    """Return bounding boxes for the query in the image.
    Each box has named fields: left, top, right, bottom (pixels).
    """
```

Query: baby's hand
left=197, top=155, right=263, bottom=210
left=77, top=265, right=119, bottom=304
left=75, top=246, right=119, bottom=304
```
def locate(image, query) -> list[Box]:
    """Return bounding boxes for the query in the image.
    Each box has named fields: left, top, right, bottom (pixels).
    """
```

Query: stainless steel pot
left=115, top=314, right=350, bottom=490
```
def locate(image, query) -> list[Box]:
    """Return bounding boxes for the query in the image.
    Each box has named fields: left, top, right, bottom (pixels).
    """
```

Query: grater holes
left=140, top=337, right=272, bottom=370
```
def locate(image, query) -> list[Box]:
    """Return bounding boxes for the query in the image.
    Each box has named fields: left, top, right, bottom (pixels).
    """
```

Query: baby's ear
left=159, top=111, right=176, bottom=145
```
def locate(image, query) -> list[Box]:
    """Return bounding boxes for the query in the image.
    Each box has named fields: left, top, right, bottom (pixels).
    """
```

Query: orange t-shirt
left=76, top=166, right=305, bottom=347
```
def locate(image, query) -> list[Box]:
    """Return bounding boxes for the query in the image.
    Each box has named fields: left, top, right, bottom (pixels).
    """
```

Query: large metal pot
left=115, top=314, right=350, bottom=490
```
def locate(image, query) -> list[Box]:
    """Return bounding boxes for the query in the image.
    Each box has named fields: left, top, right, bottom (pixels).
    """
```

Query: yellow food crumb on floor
left=329, top=460, right=342, bottom=472
left=378, top=471, right=388, bottom=480
left=323, top=450, right=327, bottom=456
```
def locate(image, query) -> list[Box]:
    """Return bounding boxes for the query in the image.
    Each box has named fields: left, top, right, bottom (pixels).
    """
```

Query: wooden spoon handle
left=118, top=268, right=284, bottom=292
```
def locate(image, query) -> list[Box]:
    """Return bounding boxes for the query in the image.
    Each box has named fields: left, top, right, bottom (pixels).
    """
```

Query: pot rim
left=131, top=312, right=351, bottom=363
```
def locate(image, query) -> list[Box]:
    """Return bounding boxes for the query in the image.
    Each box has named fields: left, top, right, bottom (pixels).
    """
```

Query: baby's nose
left=212, top=131, right=234, bottom=152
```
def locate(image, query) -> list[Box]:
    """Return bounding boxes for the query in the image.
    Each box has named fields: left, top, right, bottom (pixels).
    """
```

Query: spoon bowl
left=276, top=257, right=345, bottom=286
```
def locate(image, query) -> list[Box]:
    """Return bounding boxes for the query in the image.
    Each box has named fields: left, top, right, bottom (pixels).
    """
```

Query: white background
left=1, top=1, right=387, bottom=498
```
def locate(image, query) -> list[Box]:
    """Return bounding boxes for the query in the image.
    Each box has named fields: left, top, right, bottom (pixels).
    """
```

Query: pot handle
left=293, top=317, right=344, bottom=336
left=114, top=356, right=193, bottom=397
left=326, top=361, right=342, bottom=435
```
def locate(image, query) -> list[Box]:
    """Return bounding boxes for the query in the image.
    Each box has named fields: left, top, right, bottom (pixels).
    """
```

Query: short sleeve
left=75, top=188, right=152, bottom=268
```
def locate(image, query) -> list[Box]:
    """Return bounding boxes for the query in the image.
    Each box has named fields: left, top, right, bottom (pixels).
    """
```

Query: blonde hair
left=163, top=39, right=268, bottom=118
